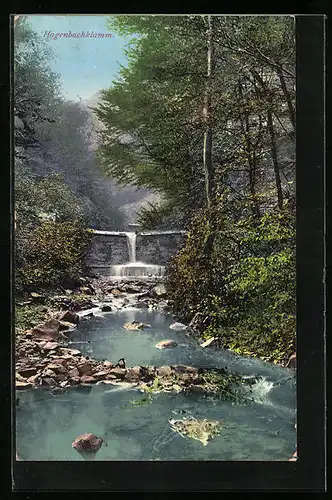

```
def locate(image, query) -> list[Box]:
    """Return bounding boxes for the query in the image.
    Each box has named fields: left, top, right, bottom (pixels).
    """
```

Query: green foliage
left=167, top=201, right=295, bottom=363
left=15, top=173, right=92, bottom=294
left=15, top=304, right=48, bottom=333
left=16, top=221, right=92, bottom=292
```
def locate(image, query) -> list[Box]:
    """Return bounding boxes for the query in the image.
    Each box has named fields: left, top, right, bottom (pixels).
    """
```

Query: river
left=16, top=307, right=296, bottom=461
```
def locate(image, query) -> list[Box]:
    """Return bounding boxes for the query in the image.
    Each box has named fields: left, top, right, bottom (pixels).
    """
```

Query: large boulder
left=124, top=366, right=142, bottom=382
left=77, top=361, right=93, bottom=376
left=31, top=319, right=62, bottom=341
left=109, top=367, right=127, bottom=379
left=72, top=433, right=104, bottom=457
left=58, top=310, right=80, bottom=325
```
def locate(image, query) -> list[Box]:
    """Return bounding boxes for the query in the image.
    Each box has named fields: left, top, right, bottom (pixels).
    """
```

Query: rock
left=155, top=339, right=178, bottom=349
left=153, top=284, right=167, bottom=297
left=30, top=292, right=46, bottom=303
left=189, top=312, right=208, bottom=333
left=47, top=363, right=67, bottom=374
left=27, top=374, right=40, bottom=384
left=123, top=285, right=141, bottom=294
left=72, top=433, right=104, bottom=455
left=186, top=384, right=207, bottom=394
left=80, top=375, right=96, bottom=384
left=59, top=321, right=76, bottom=331
left=77, top=361, right=93, bottom=376
left=157, top=365, right=173, bottom=378
left=124, top=366, right=142, bottom=382
left=42, top=377, right=56, bottom=386
left=68, top=367, right=80, bottom=379
left=59, top=348, right=81, bottom=356
left=18, top=367, right=38, bottom=378
left=16, top=380, right=32, bottom=388
left=200, top=337, right=216, bottom=348
left=55, top=373, right=67, bottom=382
left=100, top=304, right=113, bottom=312
left=43, top=368, right=57, bottom=378
left=109, top=288, right=122, bottom=296
left=289, top=449, right=297, bottom=461
left=169, top=322, right=188, bottom=331
left=286, top=353, right=296, bottom=369
left=172, top=364, right=198, bottom=375
left=93, top=371, right=111, bottom=380
left=109, top=367, right=127, bottom=379
left=123, top=321, right=151, bottom=331
left=49, top=358, right=67, bottom=366
left=59, top=310, right=80, bottom=325
left=102, top=361, right=114, bottom=368
left=43, top=341, right=60, bottom=351
left=80, top=286, right=93, bottom=295
left=31, top=319, right=62, bottom=341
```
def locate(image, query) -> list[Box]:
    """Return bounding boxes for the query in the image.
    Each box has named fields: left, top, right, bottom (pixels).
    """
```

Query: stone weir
left=86, top=230, right=187, bottom=279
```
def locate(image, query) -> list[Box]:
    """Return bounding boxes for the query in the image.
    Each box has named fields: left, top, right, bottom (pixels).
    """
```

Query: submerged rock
left=169, top=418, right=221, bottom=446
left=123, top=321, right=151, bottom=331
left=155, top=339, right=178, bottom=349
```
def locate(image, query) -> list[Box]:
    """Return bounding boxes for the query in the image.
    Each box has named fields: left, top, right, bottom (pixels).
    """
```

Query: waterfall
left=125, top=232, right=136, bottom=263
left=109, top=231, right=165, bottom=279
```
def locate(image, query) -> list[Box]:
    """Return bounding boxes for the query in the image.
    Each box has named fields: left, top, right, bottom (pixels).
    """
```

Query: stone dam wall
left=86, top=231, right=187, bottom=272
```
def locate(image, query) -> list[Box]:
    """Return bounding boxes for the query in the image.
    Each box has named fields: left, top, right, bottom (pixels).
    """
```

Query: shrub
left=166, top=201, right=296, bottom=363
left=15, top=220, right=92, bottom=292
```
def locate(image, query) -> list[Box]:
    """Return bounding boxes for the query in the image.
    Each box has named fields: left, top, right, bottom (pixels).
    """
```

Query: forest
left=14, top=15, right=296, bottom=364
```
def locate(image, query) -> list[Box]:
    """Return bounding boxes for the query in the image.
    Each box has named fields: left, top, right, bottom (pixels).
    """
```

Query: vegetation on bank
left=15, top=174, right=92, bottom=295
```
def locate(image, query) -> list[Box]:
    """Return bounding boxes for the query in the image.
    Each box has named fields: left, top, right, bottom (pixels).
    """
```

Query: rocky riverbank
left=15, top=276, right=295, bottom=396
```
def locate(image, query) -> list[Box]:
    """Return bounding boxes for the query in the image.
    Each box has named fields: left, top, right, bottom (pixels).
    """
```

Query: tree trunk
left=276, top=66, right=295, bottom=132
left=267, top=108, right=283, bottom=209
left=238, top=79, right=260, bottom=220
left=203, top=15, right=214, bottom=208
left=250, top=68, right=284, bottom=210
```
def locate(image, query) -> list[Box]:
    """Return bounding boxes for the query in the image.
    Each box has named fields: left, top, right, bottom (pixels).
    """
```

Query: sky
left=26, top=15, right=133, bottom=101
